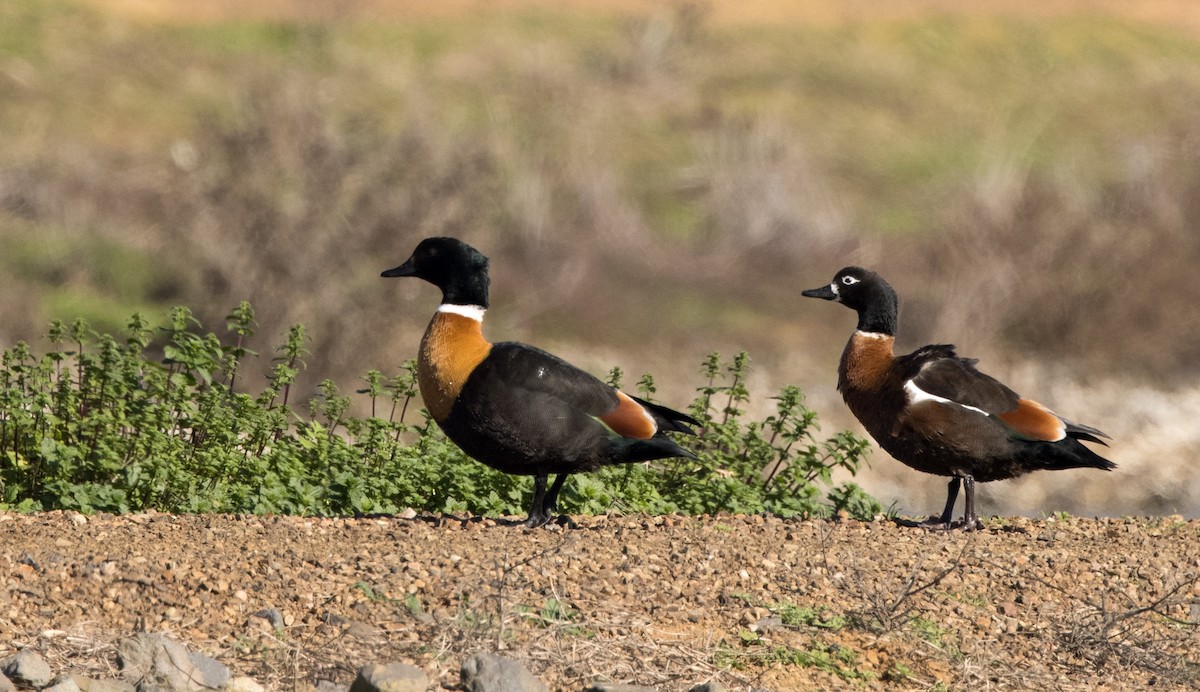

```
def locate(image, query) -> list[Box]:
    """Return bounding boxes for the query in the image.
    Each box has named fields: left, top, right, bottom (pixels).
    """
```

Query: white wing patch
left=904, top=379, right=990, bottom=417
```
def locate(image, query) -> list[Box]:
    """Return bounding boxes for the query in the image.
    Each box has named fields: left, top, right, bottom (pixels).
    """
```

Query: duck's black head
left=382, top=236, right=490, bottom=308
left=802, top=266, right=898, bottom=335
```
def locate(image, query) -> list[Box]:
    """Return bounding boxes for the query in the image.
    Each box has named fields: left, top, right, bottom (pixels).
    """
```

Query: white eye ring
left=841, top=275, right=860, bottom=286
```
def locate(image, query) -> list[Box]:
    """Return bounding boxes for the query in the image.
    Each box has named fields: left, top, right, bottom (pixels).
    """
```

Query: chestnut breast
left=838, top=332, right=904, bottom=440
left=418, top=311, right=493, bottom=422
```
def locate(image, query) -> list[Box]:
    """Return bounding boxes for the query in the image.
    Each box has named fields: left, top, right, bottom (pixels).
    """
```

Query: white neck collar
left=854, top=330, right=892, bottom=340
left=437, top=304, right=487, bottom=321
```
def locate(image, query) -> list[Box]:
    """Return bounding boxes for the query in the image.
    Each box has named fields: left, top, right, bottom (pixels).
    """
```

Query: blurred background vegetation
left=2, top=0, right=1199, bottom=517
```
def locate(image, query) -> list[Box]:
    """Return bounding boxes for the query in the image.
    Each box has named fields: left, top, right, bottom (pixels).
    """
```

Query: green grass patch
left=717, top=639, right=874, bottom=682
left=910, top=616, right=963, bottom=661
left=515, top=598, right=593, bottom=638
left=775, top=603, right=848, bottom=631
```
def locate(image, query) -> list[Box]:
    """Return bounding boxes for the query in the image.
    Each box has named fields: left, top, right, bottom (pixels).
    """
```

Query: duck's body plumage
left=804, top=267, right=1115, bottom=530
left=384, top=237, right=698, bottom=527
left=438, top=339, right=683, bottom=477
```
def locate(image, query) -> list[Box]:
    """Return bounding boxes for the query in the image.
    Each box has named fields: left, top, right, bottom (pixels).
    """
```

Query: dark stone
left=250, top=608, right=285, bottom=628
left=460, top=653, right=548, bottom=692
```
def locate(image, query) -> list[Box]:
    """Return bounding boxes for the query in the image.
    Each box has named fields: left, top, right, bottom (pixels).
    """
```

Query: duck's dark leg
left=957, top=474, right=982, bottom=530
left=916, top=477, right=961, bottom=529
left=542, top=474, right=576, bottom=527
left=543, top=474, right=568, bottom=516
left=524, top=475, right=552, bottom=528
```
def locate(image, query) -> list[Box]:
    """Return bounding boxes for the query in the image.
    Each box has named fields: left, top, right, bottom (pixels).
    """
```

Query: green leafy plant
left=0, top=305, right=880, bottom=519
left=513, top=598, right=593, bottom=638
left=774, top=603, right=848, bottom=631
left=582, top=351, right=879, bottom=519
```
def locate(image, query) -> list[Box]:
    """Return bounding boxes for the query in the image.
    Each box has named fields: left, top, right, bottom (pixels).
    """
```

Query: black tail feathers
left=1045, top=436, right=1117, bottom=472
left=630, top=394, right=701, bottom=435
left=1064, top=419, right=1112, bottom=447
left=614, top=435, right=698, bottom=464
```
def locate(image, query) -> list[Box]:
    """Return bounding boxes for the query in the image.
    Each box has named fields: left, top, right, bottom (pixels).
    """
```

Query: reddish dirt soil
left=2, top=511, right=1199, bottom=690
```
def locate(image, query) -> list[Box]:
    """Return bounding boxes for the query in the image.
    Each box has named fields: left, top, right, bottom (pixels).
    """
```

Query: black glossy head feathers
left=802, top=266, right=899, bottom=335
left=382, top=236, right=490, bottom=308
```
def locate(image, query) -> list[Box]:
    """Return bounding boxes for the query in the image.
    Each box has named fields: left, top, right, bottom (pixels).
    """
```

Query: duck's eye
left=841, top=275, right=859, bottom=286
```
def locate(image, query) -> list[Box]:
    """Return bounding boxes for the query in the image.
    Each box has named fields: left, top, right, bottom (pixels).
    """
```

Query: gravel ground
left=2, top=511, right=1199, bottom=690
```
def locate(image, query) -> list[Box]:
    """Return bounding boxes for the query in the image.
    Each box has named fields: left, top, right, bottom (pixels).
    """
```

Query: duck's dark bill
left=381, top=259, right=417, bottom=278
left=801, top=285, right=837, bottom=300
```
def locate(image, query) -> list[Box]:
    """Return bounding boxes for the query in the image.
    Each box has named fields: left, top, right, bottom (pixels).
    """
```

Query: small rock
left=583, top=685, right=657, bottom=692
left=688, top=684, right=727, bottom=692
left=118, top=632, right=230, bottom=691
left=250, top=608, right=285, bottom=629
left=224, top=676, right=266, bottom=692
left=750, top=615, right=784, bottom=632
left=349, top=663, right=427, bottom=692
left=739, top=607, right=770, bottom=626
left=2, top=649, right=54, bottom=688
left=461, top=653, right=548, bottom=692
left=189, top=650, right=231, bottom=689
left=72, top=676, right=136, bottom=692
left=321, top=613, right=381, bottom=641
left=42, top=674, right=82, bottom=692
left=344, top=621, right=384, bottom=642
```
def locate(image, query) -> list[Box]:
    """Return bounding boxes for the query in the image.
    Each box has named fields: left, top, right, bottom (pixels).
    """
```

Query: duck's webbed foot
left=897, top=476, right=982, bottom=531
left=912, top=515, right=956, bottom=531
left=950, top=516, right=983, bottom=531
left=523, top=474, right=571, bottom=529
left=523, top=508, right=552, bottom=528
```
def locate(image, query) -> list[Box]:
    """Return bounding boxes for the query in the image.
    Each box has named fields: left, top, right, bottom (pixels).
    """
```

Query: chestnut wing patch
left=997, top=398, right=1067, bottom=442
left=598, top=390, right=658, bottom=440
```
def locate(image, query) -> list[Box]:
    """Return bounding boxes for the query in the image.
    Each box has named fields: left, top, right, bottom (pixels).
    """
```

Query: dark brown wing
left=899, top=344, right=1068, bottom=442
left=485, top=342, right=616, bottom=406
left=483, top=343, right=695, bottom=440
left=901, top=346, right=1019, bottom=414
